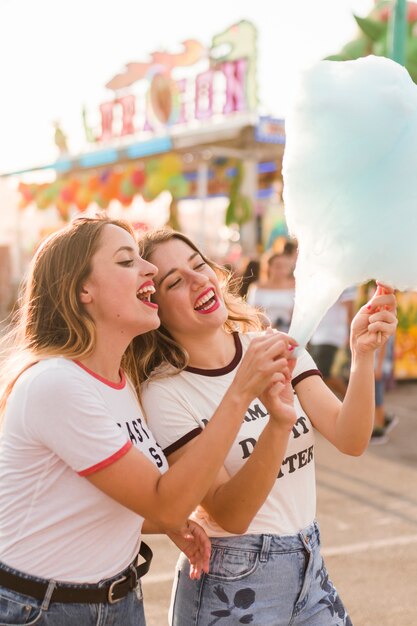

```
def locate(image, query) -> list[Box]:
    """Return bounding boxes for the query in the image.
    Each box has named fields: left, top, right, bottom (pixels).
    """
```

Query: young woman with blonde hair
left=136, top=228, right=397, bottom=626
left=0, top=216, right=294, bottom=625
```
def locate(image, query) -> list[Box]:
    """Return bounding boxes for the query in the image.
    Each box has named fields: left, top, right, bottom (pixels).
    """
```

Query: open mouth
left=136, top=283, right=158, bottom=309
left=194, top=288, right=219, bottom=313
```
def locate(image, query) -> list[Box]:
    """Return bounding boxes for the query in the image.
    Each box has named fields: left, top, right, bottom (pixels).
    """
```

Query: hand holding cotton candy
left=282, top=55, right=417, bottom=350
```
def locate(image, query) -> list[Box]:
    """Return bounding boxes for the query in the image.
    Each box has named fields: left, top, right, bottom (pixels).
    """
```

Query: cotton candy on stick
left=282, top=55, right=417, bottom=350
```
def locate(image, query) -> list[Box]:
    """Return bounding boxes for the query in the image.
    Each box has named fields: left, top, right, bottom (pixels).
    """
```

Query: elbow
left=207, top=504, right=256, bottom=535
left=227, top=522, right=250, bottom=535
left=353, top=444, right=368, bottom=457
left=346, top=448, right=365, bottom=458
left=337, top=442, right=367, bottom=457
left=216, top=517, right=251, bottom=535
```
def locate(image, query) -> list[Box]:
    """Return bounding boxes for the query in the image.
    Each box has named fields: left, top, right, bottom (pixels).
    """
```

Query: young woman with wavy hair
left=136, top=228, right=397, bottom=626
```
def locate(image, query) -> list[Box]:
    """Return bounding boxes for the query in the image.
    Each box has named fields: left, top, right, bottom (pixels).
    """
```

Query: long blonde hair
left=0, top=215, right=136, bottom=416
left=133, top=228, right=264, bottom=386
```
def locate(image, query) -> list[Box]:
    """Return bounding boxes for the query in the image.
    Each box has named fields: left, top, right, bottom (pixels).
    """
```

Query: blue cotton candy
left=282, top=55, right=417, bottom=350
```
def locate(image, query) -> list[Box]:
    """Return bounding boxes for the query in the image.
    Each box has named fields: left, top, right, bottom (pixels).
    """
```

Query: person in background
left=308, top=286, right=357, bottom=399
left=246, top=251, right=295, bottom=331
left=0, top=216, right=293, bottom=626
left=136, top=228, right=397, bottom=626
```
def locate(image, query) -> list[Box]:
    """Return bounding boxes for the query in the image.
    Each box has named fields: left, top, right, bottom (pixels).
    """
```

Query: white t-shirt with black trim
left=0, top=357, right=168, bottom=583
left=142, top=332, right=320, bottom=537
left=246, top=286, right=295, bottom=331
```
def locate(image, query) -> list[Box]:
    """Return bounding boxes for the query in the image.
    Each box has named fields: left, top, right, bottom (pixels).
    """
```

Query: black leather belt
left=0, top=541, right=152, bottom=605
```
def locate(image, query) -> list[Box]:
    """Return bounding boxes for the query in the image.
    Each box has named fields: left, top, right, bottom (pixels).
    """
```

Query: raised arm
left=295, top=283, right=397, bottom=455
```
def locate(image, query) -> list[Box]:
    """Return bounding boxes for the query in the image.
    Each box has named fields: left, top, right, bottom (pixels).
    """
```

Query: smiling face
left=148, top=238, right=228, bottom=343
left=268, top=254, right=293, bottom=283
left=80, top=224, right=160, bottom=340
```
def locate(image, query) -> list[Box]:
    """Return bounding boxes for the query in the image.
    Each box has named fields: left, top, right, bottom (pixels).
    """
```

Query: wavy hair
left=0, top=215, right=137, bottom=416
left=133, top=228, right=265, bottom=387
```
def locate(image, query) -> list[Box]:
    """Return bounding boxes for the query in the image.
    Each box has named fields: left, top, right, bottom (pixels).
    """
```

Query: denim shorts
left=0, top=561, right=146, bottom=626
left=170, top=521, right=352, bottom=626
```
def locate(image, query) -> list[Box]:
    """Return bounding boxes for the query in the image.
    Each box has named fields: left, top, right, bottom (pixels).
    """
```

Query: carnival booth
left=5, top=20, right=286, bottom=264
left=4, top=17, right=415, bottom=379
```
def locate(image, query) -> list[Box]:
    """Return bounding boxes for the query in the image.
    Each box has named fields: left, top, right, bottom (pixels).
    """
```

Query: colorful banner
left=394, top=290, right=417, bottom=379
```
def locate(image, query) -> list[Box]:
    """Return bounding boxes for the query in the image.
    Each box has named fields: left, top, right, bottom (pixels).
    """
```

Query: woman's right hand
left=231, top=330, right=297, bottom=404
left=167, top=519, right=211, bottom=580
left=260, top=359, right=298, bottom=432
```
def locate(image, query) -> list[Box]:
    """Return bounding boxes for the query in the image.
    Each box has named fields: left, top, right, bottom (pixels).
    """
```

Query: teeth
left=199, top=301, right=215, bottom=311
left=137, top=285, right=155, bottom=295
left=195, top=289, right=215, bottom=309
left=137, top=285, right=155, bottom=300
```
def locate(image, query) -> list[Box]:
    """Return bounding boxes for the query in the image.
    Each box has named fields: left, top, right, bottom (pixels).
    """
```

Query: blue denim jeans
left=0, top=561, right=146, bottom=625
left=170, top=521, right=352, bottom=626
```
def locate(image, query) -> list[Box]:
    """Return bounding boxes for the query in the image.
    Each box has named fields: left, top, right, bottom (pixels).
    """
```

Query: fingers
left=367, top=317, right=398, bottom=337
left=255, top=330, right=298, bottom=350
left=235, top=333, right=299, bottom=399
left=184, top=520, right=211, bottom=579
left=353, top=287, right=398, bottom=349
left=368, top=309, right=397, bottom=326
left=375, top=281, right=394, bottom=295
left=259, top=333, right=298, bottom=363
left=263, top=380, right=286, bottom=398
left=364, top=285, right=396, bottom=313
left=269, top=371, right=287, bottom=386
left=366, top=289, right=397, bottom=337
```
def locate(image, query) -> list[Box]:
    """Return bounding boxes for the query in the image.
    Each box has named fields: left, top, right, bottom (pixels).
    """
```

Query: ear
left=79, top=285, right=93, bottom=304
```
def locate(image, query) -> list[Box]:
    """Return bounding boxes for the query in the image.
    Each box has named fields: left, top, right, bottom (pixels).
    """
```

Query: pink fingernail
left=288, top=345, right=295, bottom=352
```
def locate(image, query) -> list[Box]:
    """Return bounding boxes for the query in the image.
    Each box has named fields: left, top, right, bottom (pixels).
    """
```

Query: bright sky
left=0, top=0, right=373, bottom=174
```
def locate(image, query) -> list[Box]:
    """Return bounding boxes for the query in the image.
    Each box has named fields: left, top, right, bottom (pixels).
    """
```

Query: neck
left=176, top=328, right=236, bottom=369
left=78, top=332, right=128, bottom=383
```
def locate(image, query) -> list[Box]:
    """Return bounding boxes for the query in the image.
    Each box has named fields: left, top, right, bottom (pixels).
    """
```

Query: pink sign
left=83, top=21, right=258, bottom=143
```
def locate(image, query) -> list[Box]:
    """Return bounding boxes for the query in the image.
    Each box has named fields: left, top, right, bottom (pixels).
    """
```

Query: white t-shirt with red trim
left=142, top=332, right=320, bottom=537
left=0, top=357, right=168, bottom=583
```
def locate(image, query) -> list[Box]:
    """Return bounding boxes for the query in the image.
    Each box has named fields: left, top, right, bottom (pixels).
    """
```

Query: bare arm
left=296, top=284, right=397, bottom=456
left=86, top=333, right=295, bottom=531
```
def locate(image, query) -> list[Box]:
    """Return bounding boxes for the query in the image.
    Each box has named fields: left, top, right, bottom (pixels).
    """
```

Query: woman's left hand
left=167, top=519, right=211, bottom=580
left=350, top=282, right=397, bottom=354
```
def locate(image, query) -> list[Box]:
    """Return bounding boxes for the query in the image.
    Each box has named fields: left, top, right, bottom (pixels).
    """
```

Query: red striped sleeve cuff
left=78, top=441, right=133, bottom=476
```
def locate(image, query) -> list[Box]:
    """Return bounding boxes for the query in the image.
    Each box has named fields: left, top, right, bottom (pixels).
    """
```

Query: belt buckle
left=107, top=574, right=127, bottom=604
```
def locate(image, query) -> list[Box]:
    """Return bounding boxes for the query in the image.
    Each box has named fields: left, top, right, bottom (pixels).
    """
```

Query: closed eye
left=194, top=262, right=206, bottom=270
left=118, top=260, right=134, bottom=267
left=167, top=277, right=181, bottom=289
